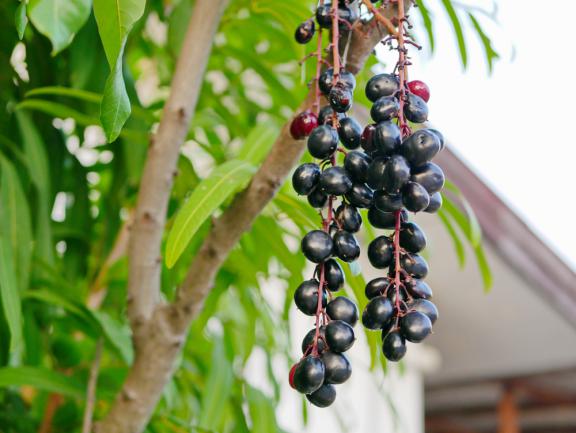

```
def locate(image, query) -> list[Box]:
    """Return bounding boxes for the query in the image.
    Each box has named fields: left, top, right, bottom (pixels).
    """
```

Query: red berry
left=290, top=111, right=318, bottom=140
left=288, top=363, right=298, bottom=389
left=407, top=80, right=430, bottom=102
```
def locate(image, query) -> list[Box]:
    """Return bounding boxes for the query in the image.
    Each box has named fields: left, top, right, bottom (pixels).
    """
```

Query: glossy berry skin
left=344, top=151, right=371, bottom=183
left=401, top=253, right=429, bottom=279
left=373, top=121, right=402, bottom=154
left=371, top=96, right=400, bottom=122
left=325, top=320, right=355, bottom=352
left=318, top=68, right=356, bottom=95
left=308, top=125, right=338, bottom=159
left=292, top=163, right=320, bottom=196
left=301, top=326, right=327, bottom=354
left=404, top=93, right=429, bottom=123
left=411, top=162, right=445, bottom=194
left=383, top=155, right=411, bottom=193
left=425, top=192, right=443, bottom=213
left=335, top=203, right=362, bottom=233
left=293, top=355, right=325, bottom=394
left=318, top=105, right=344, bottom=125
left=365, top=73, right=399, bottom=102
left=387, top=287, right=406, bottom=306
left=407, top=80, right=430, bottom=102
left=367, top=235, right=394, bottom=269
left=290, top=111, right=318, bottom=140
left=400, top=221, right=427, bottom=253
left=360, top=124, right=377, bottom=153
left=401, top=311, right=432, bottom=343
left=322, top=351, right=352, bottom=384
left=402, top=129, right=441, bottom=167
left=409, top=299, right=439, bottom=324
left=320, top=166, right=353, bottom=196
left=294, top=279, right=327, bottom=316
left=362, top=296, right=393, bottom=330
left=365, top=277, right=389, bottom=299
left=301, top=230, right=333, bottom=263
left=333, top=230, right=360, bottom=262
left=295, top=19, right=315, bottom=44
left=402, top=181, right=430, bottom=212
left=374, top=191, right=403, bottom=212
left=326, top=296, right=359, bottom=327
left=323, top=259, right=345, bottom=291
left=382, top=330, right=407, bottom=362
left=368, top=206, right=408, bottom=229
left=338, top=117, right=363, bottom=149
left=315, top=5, right=332, bottom=29
left=429, top=128, right=445, bottom=150
left=329, top=83, right=353, bottom=113
left=307, top=186, right=328, bottom=208
left=306, top=384, right=336, bottom=407
left=406, top=279, right=433, bottom=299
left=366, top=157, right=387, bottom=190
left=345, top=183, right=374, bottom=208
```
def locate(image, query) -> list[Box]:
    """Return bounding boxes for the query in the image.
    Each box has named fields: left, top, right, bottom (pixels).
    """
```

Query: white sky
left=389, top=0, right=576, bottom=270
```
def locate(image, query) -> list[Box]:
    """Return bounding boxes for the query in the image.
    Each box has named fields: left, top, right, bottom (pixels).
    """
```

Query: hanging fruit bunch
left=288, top=0, right=443, bottom=407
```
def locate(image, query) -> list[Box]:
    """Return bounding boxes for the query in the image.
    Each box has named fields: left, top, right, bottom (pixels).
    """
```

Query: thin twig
left=82, top=338, right=104, bottom=433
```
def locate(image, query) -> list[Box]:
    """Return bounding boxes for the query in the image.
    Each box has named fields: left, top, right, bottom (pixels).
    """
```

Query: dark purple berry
left=365, top=277, right=388, bottom=299
left=360, top=124, right=377, bottom=153
left=295, top=20, right=315, bottom=44
left=338, top=117, right=362, bottom=149
left=425, top=192, right=442, bottom=213
left=293, top=355, right=325, bottom=394
left=366, top=157, right=387, bottom=190
left=345, top=183, right=373, bottom=208
left=400, top=311, right=432, bottom=342
left=325, top=320, right=355, bottom=352
left=319, top=68, right=356, bottom=95
left=382, top=330, right=406, bottom=361
left=367, top=235, right=394, bottom=269
left=318, top=105, right=344, bottom=125
left=329, top=83, right=353, bottom=113
left=401, top=253, right=429, bottom=279
left=335, top=203, right=362, bottom=233
left=382, top=154, right=411, bottom=192
left=323, top=259, right=344, bottom=291
left=428, top=128, right=445, bottom=150
left=367, top=206, right=407, bottom=229
left=344, top=150, right=371, bottom=183
left=307, top=186, right=328, bottom=208
left=370, top=96, right=399, bottom=122
left=307, top=125, right=338, bottom=159
left=306, top=384, right=336, bottom=407
left=399, top=221, right=427, bottom=253
left=333, top=230, right=360, bottom=262
left=302, top=327, right=327, bottom=354
left=326, top=296, right=359, bottom=327
left=408, top=299, right=438, bottom=324
left=410, top=162, right=445, bottom=194
left=294, top=279, right=327, bottom=316
left=320, top=166, right=352, bottom=195
left=404, top=93, right=428, bottom=123
left=292, top=163, right=320, bottom=195
left=373, top=121, right=402, bottom=154
left=321, top=351, right=352, bottom=384
left=402, top=181, right=430, bottom=212
left=301, top=230, right=333, bottom=263
left=362, top=296, right=393, bottom=330
left=373, top=191, right=403, bottom=212
left=365, top=73, right=399, bottom=102
left=401, top=129, right=441, bottom=167
left=406, top=279, right=433, bottom=299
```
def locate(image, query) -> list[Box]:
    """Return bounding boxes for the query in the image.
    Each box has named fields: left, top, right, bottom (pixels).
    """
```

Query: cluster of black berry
left=359, top=72, right=443, bottom=362
left=288, top=0, right=364, bottom=409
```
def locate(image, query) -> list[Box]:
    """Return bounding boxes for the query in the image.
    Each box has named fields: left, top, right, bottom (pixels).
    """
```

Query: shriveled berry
left=329, top=83, right=353, bottom=113
left=327, top=296, right=359, bottom=327
left=306, top=384, right=336, bottom=407
left=294, top=279, right=327, bottom=315
left=301, top=326, right=327, bottom=354
left=408, top=299, right=438, bottom=324
left=319, top=68, right=356, bottom=95
left=402, top=181, right=430, bottom=212
left=321, top=351, right=352, bottom=384
left=320, top=166, right=352, bottom=195
left=293, top=355, right=325, bottom=394
left=323, top=259, right=344, bottom=291
left=338, top=117, right=362, bottom=149
left=425, top=192, right=443, bottom=213
left=366, top=73, right=399, bottom=102
left=373, top=121, right=402, bottom=154
left=325, top=320, right=355, bottom=352
left=382, top=330, right=406, bottom=361
left=295, top=19, right=315, bottom=44
left=292, top=163, right=320, bottom=195
left=367, top=235, right=394, bottom=269
left=365, top=277, right=388, bottom=299
left=404, top=93, right=428, bottom=123
left=301, top=230, right=333, bottom=263
left=308, top=125, right=338, bottom=159
left=407, top=80, right=430, bottom=102
left=400, top=221, right=427, bottom=253
left=362, top=296, right=393, bottom=330
left=374, top=191, right=403, bottom=212
left=401, top=129, right=441, bottom=167
left=345, top=183, right=373, bottom=208
left=344, top=151, right=371, bottom=183
left=333, top=230, right=360, bottom=262
left=335, top=203, right=362, bottom=233
left=383, top=154, right=411, bottom=193
left=308, top=186, right=328, bottom=208
left=290, top=111, right=318, bottom=140
left=371, top=96, right=399, bottom=122
left=406, top=279, right=433, bottom=299
left=401, top=253, right=429, bottom=279
left=411, top=162, right=445, bottom=194
left=401, top=311, right=432, bottom=342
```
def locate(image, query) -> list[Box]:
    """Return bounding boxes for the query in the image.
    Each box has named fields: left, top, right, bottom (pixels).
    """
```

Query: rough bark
left=99, top=2, right=406, bottom=432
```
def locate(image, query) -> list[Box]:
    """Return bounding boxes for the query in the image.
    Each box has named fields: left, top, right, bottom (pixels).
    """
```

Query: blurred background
left=1, top=0, right=575, bottom=432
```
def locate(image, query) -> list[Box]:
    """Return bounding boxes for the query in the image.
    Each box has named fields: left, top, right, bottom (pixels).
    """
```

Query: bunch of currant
left=288, top=0, right=366, bottom=409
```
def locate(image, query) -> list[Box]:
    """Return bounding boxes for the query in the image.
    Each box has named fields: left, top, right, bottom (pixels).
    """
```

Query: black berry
left=382, top=330, right=406, bottom=361
left=294, top=279, right=327, bottom=316
left=292, top=163, right=320, bottom=196
left=365, top=73, right=399, bottom=102
left=320, top=166, right=353, bottom=196
left=293, top=355, right=325, bottom=394
left=367, top=235, right=394, bottom=269
left=338, top=117, right=363, bottom=149
left=332, top=230, right=360, bottom=262
left=326, top=296, right=359, bottom=327
left=306, top=384, right=336, bottom=407
left=362, top=296, right=393, bottom=330
left=400, top=311, right=432, bottom=342
left=325, top=320, right=355, bottom=352
left=308, top=125, right=338, bottom=159
left=301, top=230, right=333, bottom=263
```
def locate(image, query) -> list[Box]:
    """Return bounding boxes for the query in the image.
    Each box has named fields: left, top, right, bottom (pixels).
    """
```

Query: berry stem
left=331, top=1, right=341, bottom=84
left=314, top=27, right=324, bottom=113
left=393, top=209, right=402, bottom=313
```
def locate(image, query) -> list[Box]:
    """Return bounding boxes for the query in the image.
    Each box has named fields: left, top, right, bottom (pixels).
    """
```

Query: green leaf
left=474, top=243, right=493, bottom=292
left=0, top=237, right=23, bottom=358
left=26, top=86, right=102, bottom=103
left=91, top=311, right=133, bottom=364
left=437, top=208, right=465, bottom=267
left=166, top=160, right=256, bottom=268
left=28, top=0, right=92, bottom=55
left=246, top=385, right=278, bottom=433
left=0, top=367, right=84, bottom=398
left=414, top=0, right=435, bottom=52
left=15, top=2, right=28, bottom=39
left=441, top=0, right=467, bottom=68
left=237, top=124, right=278, bottom=166
left=468, top=13, right=499, bottom=73
left=197, top=341, right=233, bottom=430
left=93, top=0, right=146, bottom=141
